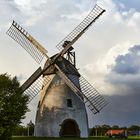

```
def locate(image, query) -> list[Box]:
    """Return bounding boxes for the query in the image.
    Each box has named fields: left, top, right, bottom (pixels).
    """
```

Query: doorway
left=59, top=119, right=80, bottom=137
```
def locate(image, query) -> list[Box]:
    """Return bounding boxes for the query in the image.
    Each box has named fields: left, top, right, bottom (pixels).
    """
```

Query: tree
left=0, top=74, right=28, bottom=140
left=101, top=124, right=111, bottom=135
left=12, top=125, right=25, bottom=136
left=112, top=125, right=120, bottom=129
left=128, top=125, right=140, bottom=131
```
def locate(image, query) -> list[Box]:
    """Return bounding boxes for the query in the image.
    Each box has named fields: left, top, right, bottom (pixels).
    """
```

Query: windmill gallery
left=6, top=4, right=107, bottom=138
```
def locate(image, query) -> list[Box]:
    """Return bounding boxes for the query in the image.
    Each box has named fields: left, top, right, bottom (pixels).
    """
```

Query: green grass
left=12, top=136, right=140, bottom=140
left=129, top=136, right=140, bottom=139
left=12, top=137, right=87, bottom=140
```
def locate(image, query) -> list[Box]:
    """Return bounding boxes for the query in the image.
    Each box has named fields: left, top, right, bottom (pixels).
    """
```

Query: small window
left=55, top=80, right=60, bottom=85
left=67, top=99, right=73, bottom=108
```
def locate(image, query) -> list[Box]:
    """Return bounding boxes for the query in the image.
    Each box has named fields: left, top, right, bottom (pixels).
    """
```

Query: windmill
left=6, top=4, right=107, bottom=137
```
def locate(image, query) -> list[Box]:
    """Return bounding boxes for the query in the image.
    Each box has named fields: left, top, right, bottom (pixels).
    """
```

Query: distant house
left=106, top=130, right=125, bottom=136
left=106, top=129, right=140, bottom=137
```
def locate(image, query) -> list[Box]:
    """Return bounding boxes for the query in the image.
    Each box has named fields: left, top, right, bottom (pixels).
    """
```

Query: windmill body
left=6, top=4, right=108, bottom=138
left=34, top=56, right=89, bottom=137
left=35, top=79, right=89, bottom=137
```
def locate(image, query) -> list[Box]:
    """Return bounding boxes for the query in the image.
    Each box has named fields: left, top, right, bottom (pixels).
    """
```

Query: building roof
left=106, top=130, right=125, bottom=135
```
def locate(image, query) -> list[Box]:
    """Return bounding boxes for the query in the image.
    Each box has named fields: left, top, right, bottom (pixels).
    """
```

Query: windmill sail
left=56, top=4, right=105, bottom=56
left=55, top=64, right=108, bottom=114
left=24, top=75, right=51, bottom=102
left=21, top=67, right=43, bottom=91
left=6, top=4, right=107, bottom=112
left=79, top=76, right=108, bottom=112
left=6, top=21, right=48, bottom=64
left=21, top=67, right=51, bottom=102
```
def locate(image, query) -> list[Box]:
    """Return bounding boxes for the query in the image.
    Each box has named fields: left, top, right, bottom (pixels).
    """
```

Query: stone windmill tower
left=6, top=4, right=107, bottom=137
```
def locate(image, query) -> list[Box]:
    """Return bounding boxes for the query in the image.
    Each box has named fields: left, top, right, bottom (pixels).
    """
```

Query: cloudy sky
left=0, top=0, right=140, bottom=128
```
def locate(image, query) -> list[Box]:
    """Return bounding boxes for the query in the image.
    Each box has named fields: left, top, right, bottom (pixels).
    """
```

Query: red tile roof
left=106, top=130, right=125, bottom=135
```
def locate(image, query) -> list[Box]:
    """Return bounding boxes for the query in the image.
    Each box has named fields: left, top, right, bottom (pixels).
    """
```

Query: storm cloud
left=112, top=45, right=140, bottom=75
left=107, top=45, right=140, bottom=91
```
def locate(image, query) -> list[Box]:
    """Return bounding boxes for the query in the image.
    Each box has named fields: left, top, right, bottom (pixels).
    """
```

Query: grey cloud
left=100, top=44, right=140, bottom=127
left=106, top=73, right=140, bottom=93
left=129, top=45, right=140, bottom=53
left=0, top=0, right=22, bottom=30
left=106, top=45, right=140, bottom=94
left=112, top=45, right=140, bottom=75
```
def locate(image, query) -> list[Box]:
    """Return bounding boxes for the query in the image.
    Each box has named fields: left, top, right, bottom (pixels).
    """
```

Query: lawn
left=12, top=136, right=140, bottom=140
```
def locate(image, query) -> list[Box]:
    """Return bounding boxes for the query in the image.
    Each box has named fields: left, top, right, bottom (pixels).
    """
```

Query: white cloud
left=14, top=0, right=47, bottom=11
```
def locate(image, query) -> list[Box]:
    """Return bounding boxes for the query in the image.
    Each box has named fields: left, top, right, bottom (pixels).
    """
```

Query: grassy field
left=12, top=136, right=140, bottom=140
